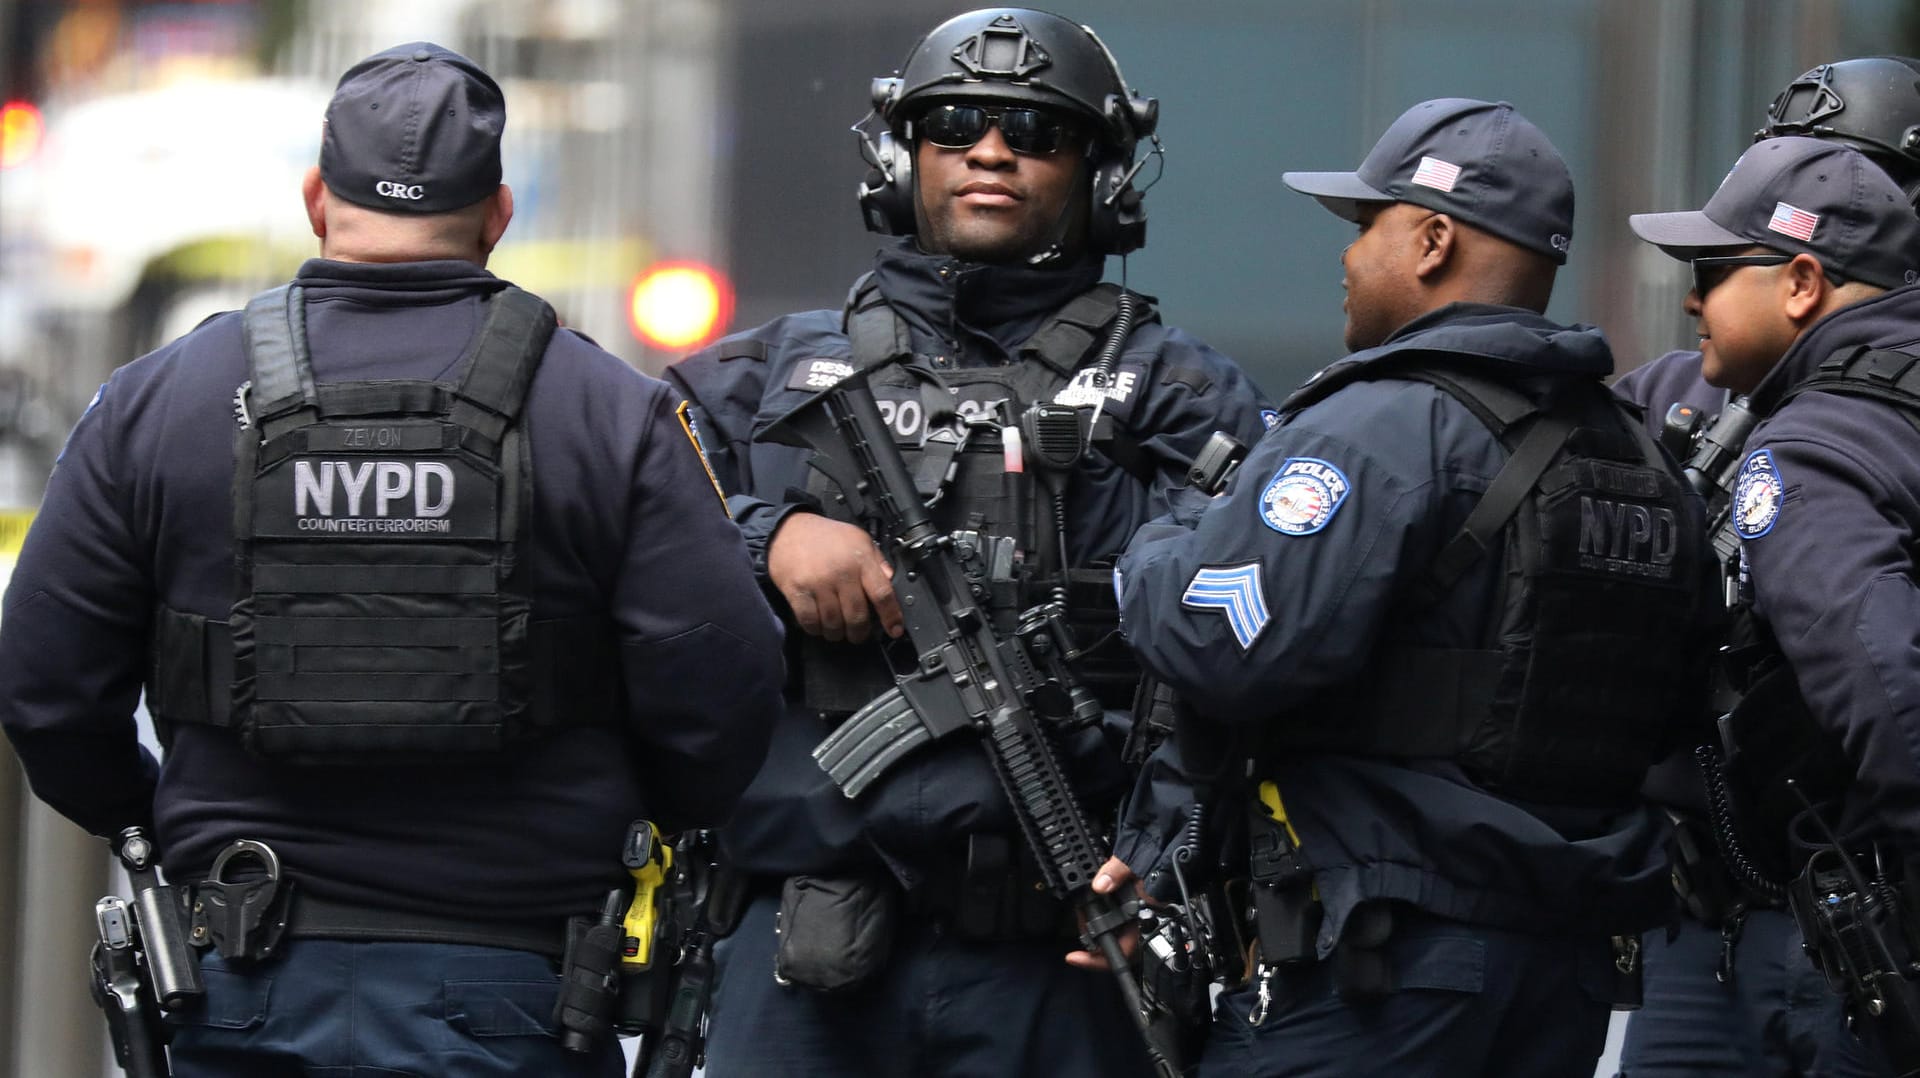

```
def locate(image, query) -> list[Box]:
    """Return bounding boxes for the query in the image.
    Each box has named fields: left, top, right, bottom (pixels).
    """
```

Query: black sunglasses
left=1689, top=254, right=1791, bottom=298
left=917, top=103, right=1079, bottom=155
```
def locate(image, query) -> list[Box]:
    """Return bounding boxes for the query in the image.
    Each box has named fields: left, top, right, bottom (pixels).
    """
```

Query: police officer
left=1613, top=57, right=1920, bottom=1078
left=1631, top=135, right=1920, bottom=1073
left=1618, top=58, right=1920, bottom=411
left=1112, top=99, right=1715, bottom=1077
left=0, top=43, right=784, bottom=1076
left=666, top=8, right=1271, bottom=1076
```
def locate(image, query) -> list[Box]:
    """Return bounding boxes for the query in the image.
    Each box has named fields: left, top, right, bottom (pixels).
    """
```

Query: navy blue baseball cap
left=1630, top=136, right=1920, bottom=290
left=1283, top=98, right=1576, bottom=264
left=319, top=42, right=505, bottom=214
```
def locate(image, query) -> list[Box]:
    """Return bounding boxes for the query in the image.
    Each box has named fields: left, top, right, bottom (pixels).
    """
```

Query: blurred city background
left=0, top=0, right=1915, bottom=1073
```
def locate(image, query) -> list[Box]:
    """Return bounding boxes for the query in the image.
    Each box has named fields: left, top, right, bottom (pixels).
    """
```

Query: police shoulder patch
left=1260, top=408, right=1281, bottom=429
left=1259, top=457, right=1350, bottom=536
left=676, top=400, right=730, bottom=515
left=1733, top=448, right=1784, bottom=540
left=1181, top=561, right=1270, bottom=652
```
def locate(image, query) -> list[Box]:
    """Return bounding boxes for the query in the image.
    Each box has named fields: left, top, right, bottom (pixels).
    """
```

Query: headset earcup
left=856, top=129, right=919, bottom=237
left=1088, top=153, right=1146, bottom=255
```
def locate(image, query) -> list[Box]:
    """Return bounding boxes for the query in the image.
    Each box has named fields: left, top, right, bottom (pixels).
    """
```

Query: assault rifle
left=762, top=368, right=1182, bottom=1078
left=1663, top=396, right=1760, bottom=606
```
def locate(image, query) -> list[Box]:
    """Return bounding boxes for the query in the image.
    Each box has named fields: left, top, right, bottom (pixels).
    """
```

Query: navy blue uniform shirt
left=1118, top=303, right=1674, bottom=950
left=1733, top=284, right=1920, bottom=846
left=1614, top=349, right=1729, bottom=440
left=668, top=237, right=1273, bottom=884
left=0, top=258, right=785, bottom=921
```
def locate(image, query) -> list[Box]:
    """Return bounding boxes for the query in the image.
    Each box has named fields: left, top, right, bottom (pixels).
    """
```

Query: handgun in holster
left=89, top=826, right=207, bottom=1078
left=91, top=897, right=171, bottom=1078
left=1247, top=780, right=1319, bottom=969
left=640, top=830, right=749, bottom=1078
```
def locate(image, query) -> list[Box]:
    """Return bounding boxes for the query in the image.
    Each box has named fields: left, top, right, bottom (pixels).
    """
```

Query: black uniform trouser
left=1618, top=908, right=1893, bottom=1077
left=703, top=891, right=1157, bottom=1078
left=166, top=939, right=623, bottom=1078
left=1200, top=907, right=1614, bottom=1078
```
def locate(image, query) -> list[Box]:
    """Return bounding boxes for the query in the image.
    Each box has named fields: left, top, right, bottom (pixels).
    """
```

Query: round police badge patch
left=1733, top=448, right=1784, bottom=540
left=1260, top=408, right=1281, bottom=429
left=1260, top=457, right=1349, bottom=536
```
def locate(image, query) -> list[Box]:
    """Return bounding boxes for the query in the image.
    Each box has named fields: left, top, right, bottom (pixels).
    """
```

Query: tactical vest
left=1709, top=344, right=1920, bottom=879
left=791, top=277, right=1156, bottom=716
left=1261, top=353, right=1710, bottom=807
left=146, top=284, right=621, bottom=762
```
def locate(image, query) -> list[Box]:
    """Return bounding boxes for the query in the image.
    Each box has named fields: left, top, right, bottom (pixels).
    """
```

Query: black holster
left=554, top=890, right=626, bottom=1054
left=1247, top=801, right=1319, bottom=968
left=90, top=914, right=172, bottom=1078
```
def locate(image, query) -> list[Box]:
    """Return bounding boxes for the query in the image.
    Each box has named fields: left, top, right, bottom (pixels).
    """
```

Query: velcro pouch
left=774, top=874, right=897, bottom=993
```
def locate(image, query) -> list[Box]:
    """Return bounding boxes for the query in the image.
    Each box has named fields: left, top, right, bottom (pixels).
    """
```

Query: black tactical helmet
left=855, top=7, right=1160, bottom=255
left=1757, top=57, right=1920, bottom=199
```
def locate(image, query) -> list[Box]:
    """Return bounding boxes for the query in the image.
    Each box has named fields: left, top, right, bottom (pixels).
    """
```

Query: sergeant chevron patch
left=1181, top=562, right=1270, bottom=652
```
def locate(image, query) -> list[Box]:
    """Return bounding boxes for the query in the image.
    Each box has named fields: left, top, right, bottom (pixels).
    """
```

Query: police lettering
left=874, top=394, right=1009, bottom=439
left=1577, top=495, right=1677, bottom=576
left=955, top=397, right=1005, bottom=422
left=876, top=398, right=924, bottom=438
left=375, top=180, right=426, bottom=200
left=293, top=460, right=455, bottom=518
left=1054, top=368, right=1139, bottom=407
left=1282, top=458, right=1348, bottom=498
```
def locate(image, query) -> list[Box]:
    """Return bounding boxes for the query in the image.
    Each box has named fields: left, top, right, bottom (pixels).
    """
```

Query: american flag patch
left=1411, top=156, right=1462, bottom=192
left=1768, top=201, right=1819, bottom=242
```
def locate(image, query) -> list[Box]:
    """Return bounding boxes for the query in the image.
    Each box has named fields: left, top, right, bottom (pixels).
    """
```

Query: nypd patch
left=1733, top=449, right=1784, bottom=539
left=1259, top=457, right=1349, bottom=536
left=1260, top=408, right=1281, bottom=429
left=1181, top=562, right=1270, bottom=651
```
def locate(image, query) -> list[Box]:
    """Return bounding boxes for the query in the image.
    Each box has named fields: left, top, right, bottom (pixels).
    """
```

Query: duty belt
left=188, top=839, right=573, bottom=962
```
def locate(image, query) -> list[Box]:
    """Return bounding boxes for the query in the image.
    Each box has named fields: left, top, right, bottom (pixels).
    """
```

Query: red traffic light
left=628, top=262, right=734, bottom=352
